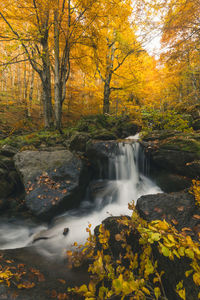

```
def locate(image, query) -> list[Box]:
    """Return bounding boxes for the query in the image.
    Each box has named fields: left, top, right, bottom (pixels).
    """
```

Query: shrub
left=141, top=108, right=192, bottom=133
left=68, top=203, right=200, bottom=300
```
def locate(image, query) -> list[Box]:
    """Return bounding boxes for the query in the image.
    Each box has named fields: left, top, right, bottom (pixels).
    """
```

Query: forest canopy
left=0, top=0, right=199, bottom=131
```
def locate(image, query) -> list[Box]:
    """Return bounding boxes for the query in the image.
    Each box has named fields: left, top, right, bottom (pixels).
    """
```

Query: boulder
left=88, top=180, right=119, bottom=208
left=136, top=190, right=200, bottom=299
left=115, top=121, right=141, bottom=138
left=69, top=132, right=91, bottom=152
left=0, top=145, right=17, bottom=157
left=141, top=131, right=200, bottom=179
left=136, top=190, right=200, bottom=238
left=94, top=190, right=200, bottom=300
left=86, top=140, right=119, bottom=179
left=149, top=170, right=192, bottom=193
left=14, top=150, right=90, bottom=220
left=192, top=118, right=200, bottom=130
left=0, top=155, right=22, bottom=201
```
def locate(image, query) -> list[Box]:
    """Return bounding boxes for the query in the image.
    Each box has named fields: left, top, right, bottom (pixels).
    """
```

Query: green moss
left=160, top=136, right=200, bottom=155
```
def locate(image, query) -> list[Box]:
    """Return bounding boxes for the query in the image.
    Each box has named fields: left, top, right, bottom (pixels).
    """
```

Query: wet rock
left=115, top=121, right=141, bottom=138
left=0, top=145, right=17, bottom=157
left=149, top=170, right=192, bottom=193
left=88, top=180, right=118, bottom=208
left=69, top=132, right=91, bottom=152
left=141, top=131, right=200, bottom=180
left=192, top=118, right=200, bottom=130
left=86, top=140, right=119, bottom=179
left=92, top=129, right=117, bottom=140
left=94, top=216, right=138, bottom=259
left=136, top=190, right=200, bottom=238
left=95, top=197, right=200, bottom=300
left=63, top=227, right=69, bottom=236
left=0, top=155, right=22, bottom=201
left=14, top=150, right=91, bottom=220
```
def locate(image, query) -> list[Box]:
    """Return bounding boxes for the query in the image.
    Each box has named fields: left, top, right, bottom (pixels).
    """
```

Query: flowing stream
left=0, top=137, right=161, bottom=258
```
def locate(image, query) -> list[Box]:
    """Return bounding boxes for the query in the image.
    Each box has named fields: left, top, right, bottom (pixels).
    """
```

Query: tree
left=0, top=0, right=98, bottom=129
left=82, top=0, right=143, bottom=114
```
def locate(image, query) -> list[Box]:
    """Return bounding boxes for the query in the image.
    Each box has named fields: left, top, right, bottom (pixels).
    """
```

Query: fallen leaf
left=115, top=234, right=122, bottom=241
left=181, top=227, right=192, bottom=231
left=193, top=215, right=200, bottom=220
left=171, top=219, right=178, bottom=225
left=177, top=206, right=184, bottom=212
left=57, top=279, right=66, bottom=284
left=154, top=207, right=162, bottom=213
left=51, top=290, right=57, bottom=298
left=17, top=282, right=35, bottom=289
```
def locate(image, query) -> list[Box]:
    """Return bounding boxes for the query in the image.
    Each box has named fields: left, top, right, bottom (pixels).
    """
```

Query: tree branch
left=0, top=11, right=42, bottom=75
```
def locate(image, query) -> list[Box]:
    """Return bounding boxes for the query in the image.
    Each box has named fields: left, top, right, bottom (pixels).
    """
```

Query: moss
left=158, top=136, right=200, bottom=156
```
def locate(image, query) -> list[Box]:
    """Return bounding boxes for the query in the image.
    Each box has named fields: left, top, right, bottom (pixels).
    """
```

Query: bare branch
left=0, top=11, right=42, bottom=75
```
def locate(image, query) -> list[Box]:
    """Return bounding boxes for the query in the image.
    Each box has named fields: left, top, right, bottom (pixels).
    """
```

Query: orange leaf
left=193, top=215, right=200, bottom=220
left=171, top=219, right=178, bottom=225
left=57, top=279, right=66, bottom=284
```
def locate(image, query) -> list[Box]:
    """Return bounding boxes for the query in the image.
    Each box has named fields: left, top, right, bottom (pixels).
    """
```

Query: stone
left=69, top=132, right=91, bottom=152
left=141, top=131, right=200, bottom=179
left=136, top=190, right=200, bottom=237
left=14, top=150, right=91, bottom=220
left=88, top=180, right=118, bottom=208
left=86, top=140, right=119, bottom=179
left=192, top=118, right=200, bottom=130
left=0, top=145, right=17, bottom=157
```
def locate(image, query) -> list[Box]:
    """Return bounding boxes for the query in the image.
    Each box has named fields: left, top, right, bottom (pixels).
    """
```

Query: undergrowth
left=67, top=201, right=200, bottom=300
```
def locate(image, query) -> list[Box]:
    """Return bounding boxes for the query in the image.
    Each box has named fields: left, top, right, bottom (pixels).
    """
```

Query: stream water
left=0, top=136, right=161, bottom=259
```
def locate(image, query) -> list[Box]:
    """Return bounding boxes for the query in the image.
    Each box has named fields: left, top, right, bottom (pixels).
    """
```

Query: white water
left=0, top=140, right=161, bottom=258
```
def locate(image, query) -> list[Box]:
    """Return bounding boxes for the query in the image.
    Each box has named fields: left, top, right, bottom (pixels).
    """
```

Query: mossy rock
left=69, top=132, right=91, bottom=152
left=91, top=129, right=117, bottom=140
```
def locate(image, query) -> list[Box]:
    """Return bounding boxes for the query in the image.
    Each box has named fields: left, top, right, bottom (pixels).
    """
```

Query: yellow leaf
left=193, top=272, right=200, bottom=286
left=154, top=287, right=161, bottom=299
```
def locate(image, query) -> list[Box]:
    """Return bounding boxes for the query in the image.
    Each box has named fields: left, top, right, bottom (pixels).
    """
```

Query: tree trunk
left=103, top=82, right=111, bottom=114
left=28, top=68, right=35, bottom=117
left=54, top=6, right=62, bottom=131
left=40, top=28, right=53, bottom=128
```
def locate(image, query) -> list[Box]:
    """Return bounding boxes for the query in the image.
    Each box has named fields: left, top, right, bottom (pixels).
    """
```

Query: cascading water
left=0, top=138, right=161, bottom=257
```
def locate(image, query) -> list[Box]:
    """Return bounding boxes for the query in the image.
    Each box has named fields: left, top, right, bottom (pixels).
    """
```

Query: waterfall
left=0, top=140, right=161, bottom=257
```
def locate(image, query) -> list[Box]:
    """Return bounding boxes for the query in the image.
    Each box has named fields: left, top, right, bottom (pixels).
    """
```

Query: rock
left=0, top=145, right=17, bottom=157
left=14, top=150, right=91, bottom=220
left=149, top=170, right=192, bottom=193
left=115, top=121, right=141, bottom=138
left=136, top=190, right=200, bottom=299
left=192, top=118, right=200, bottom=130
left=95, top=195, right=200, bottom=300
left=136, top=190, right=200, bottom=237
left=63, top=227, right=69, bottom=236
left=86, top=140, right=119, bottom=179
left=92, top=129, right=117, bottom=140
left=0, top=155, right=22, bottom=201
left=69, top=132, right=91, bottom=152
left=141, top=131, right=200, bottom=179
left=88, top=180, right=118, bottom=208
left=94, top=216, right=138, bottom=259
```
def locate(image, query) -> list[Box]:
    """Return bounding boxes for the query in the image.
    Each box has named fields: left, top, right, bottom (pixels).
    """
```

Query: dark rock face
left=192, top=118, right=200, bottom=130
left=149, top=171, right=192, bottom=193
left=136, top=190, right=200, bottom=300
left=95, top=191, right=200, bottom=300
left=115, top=121, right=141, bottom=138
left=69, top=132, right=91, bottom=152
left=0, top=149, right=22, bottom=203
left=136, top=190, right=200, bottom=238
left=88, top=180, right=118, bottom=208
left=14, top=150, right=90, bottom=220
left=94, top=216, right=140, bottom=259
left=86, top=140, right=119, bottom=179
left=141, top=132, right=200, bottom=183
